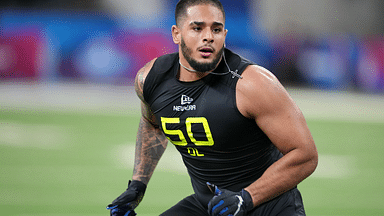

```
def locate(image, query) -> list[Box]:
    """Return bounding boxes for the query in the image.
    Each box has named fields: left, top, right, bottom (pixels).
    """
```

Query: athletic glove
left=207, top=182, right=253, bottom=216
left=107, top=180, right=147, bottom=216
left=106, top=207, right=136, bottom=216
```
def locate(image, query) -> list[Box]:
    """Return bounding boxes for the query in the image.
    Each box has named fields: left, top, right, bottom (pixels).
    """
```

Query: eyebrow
left=189, top=21, right=224, bottom=27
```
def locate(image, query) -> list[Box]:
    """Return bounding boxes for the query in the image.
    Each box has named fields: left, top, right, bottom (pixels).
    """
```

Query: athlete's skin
left=132, top=4, right=318, bottom=208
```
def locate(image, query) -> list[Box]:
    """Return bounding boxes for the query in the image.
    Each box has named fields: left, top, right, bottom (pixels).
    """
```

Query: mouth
left=198, top=47, right=214, bottom=58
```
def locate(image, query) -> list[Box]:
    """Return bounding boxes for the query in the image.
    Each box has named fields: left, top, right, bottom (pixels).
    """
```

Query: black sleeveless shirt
left=143, top=48, right=282, bottom=206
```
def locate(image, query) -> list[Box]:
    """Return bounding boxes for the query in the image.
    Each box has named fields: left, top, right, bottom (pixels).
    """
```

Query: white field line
left=0, top=121, right=68, bottom=149
left=311, top=154, right=356, bottom=179
left=1, top=82, right=383, bottom=121
left=0, top=121, right=357, bottom=179
left=112, top=144, right=188, bottom=174
left=0, top=83, right=373, bottom=178
left=288, top=88, right=384, bottom=123
left=112, top=144, right=354, bottom=179
left=0, top=82, right=140, bottom=116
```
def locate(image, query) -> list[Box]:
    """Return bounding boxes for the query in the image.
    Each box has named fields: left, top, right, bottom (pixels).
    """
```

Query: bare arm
left=236, top=65, right=318, bottom=207
left=132, top=58, right=169, bottom=185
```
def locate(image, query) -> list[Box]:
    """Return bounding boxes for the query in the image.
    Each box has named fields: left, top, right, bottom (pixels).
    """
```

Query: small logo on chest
left=181, top=95, right=193, bottom=105
left=174, top=95, right=196, bottom=111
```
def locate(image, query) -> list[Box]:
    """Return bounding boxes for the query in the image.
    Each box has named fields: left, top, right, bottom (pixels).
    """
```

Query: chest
left=150, top=77, right=262, bottom=151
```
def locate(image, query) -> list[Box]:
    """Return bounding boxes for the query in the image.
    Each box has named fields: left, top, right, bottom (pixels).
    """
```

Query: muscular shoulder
left=236, top=65, right=293, bottom=119
left=134, top=58, right=157, bottom=102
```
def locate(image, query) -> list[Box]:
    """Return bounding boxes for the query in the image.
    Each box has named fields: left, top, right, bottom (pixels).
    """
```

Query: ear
left=223, top=29, right=228, bottom=47
left=172, top=25, right=181, bottom=45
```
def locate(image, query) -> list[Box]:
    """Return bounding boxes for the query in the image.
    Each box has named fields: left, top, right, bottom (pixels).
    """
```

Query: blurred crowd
left=1, top=0, right=383, bottom=92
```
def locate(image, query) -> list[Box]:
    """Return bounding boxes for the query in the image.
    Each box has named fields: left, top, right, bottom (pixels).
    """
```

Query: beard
left=181, top=38, right=224, bottom=72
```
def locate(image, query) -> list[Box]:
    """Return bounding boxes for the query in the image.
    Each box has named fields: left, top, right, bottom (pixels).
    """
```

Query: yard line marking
left=1, top=83, right=383, bottom=122
left=0, top=122, right=67, bottom=149
left=311, top=154, right=356, bottom=179
left=114, top=145, right=355, bottom=179
left=112, top=144, right=187, bottom=174
left=289, top=88, right=384, bottom=123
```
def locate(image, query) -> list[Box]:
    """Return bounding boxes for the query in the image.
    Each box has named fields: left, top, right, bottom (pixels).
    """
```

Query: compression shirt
left=143, top=48, right=283, bottom=206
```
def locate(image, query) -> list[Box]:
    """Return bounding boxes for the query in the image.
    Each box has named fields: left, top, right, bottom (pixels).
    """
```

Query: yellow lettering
left=187, top=147, right=204, bottom=157
left=187, top=147, right=196, bottom=156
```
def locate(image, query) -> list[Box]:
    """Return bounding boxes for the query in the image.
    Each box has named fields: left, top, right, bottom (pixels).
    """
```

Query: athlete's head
left=172, top=0, right=227, bottom=72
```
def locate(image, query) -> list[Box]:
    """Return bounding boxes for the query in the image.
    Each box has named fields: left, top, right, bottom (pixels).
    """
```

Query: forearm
left=132, top=116, right=168, bottom=185
left=245, top=148, right=317, bottom=207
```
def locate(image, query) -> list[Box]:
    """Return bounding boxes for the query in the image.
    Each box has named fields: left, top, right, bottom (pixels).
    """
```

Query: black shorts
left=160, top=188, right=306, bottom=216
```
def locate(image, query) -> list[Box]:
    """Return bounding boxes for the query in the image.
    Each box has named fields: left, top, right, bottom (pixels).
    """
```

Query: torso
left=143, top=49, right=282, bottom=205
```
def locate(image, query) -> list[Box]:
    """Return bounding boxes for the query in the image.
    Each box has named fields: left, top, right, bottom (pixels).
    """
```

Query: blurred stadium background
left=1, top=0, right=383, bottom=215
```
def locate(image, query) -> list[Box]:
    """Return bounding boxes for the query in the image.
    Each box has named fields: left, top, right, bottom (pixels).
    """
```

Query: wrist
left=129, top=180, right=147, bottom=194
left=241, top=189, right=254, bottom=212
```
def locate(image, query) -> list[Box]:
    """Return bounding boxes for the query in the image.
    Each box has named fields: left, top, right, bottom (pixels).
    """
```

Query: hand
left=207, top=183, right=253, bottom=216
left=107, top=180, right=147, bottom=216
left=106, top=207, right=136, bottom=216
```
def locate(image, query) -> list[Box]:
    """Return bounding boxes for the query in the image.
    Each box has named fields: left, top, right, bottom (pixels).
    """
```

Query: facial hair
left=181, top=37, right=224, bottom=73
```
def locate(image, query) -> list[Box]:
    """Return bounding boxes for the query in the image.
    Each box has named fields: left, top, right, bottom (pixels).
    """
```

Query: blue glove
left=106, top=207, right=136, bottom=216
left=207, top=182, right=253, bottom=216
left=107, top=180, right=147, bottom=216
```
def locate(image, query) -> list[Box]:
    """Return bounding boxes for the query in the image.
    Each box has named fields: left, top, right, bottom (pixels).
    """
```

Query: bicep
left=134, top=58, right=167, bottom=147
left=134, top=58, right=157, bottom=102
left=134, top=58, right=159, bottom=126
left=238, top=67, right=315, bottom=155
left=256, top=91, right=313, bottom=155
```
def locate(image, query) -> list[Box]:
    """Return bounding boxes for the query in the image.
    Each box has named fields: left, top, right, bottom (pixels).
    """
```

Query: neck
left=179, top=60, right=198, bottom=72
left=178, top=60, right=210, bottom=82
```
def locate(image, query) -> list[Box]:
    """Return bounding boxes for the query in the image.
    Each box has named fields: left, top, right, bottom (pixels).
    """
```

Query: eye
left=193, top=27, right=202, bottom=31
left=213, top=28, right=222, bottom=33
left=212, top=27, right=223, bottom=34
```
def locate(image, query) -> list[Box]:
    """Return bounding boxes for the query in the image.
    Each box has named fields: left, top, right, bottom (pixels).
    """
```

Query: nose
left=202, top=28, right=214, bottom=43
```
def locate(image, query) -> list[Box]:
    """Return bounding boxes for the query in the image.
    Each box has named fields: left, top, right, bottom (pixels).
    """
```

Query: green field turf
left=1, top=106, right=384, bottom=215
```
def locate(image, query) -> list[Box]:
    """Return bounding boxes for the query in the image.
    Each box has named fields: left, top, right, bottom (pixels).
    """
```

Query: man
left=107, top=0, right=318, bottom=215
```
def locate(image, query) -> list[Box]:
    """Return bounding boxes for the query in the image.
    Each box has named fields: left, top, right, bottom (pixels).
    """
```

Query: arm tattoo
left=135, top=61, right=152, bottom=102
left=133, top=116, right=168, bottom=185
left=132, top=59, right=167, bottom=185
